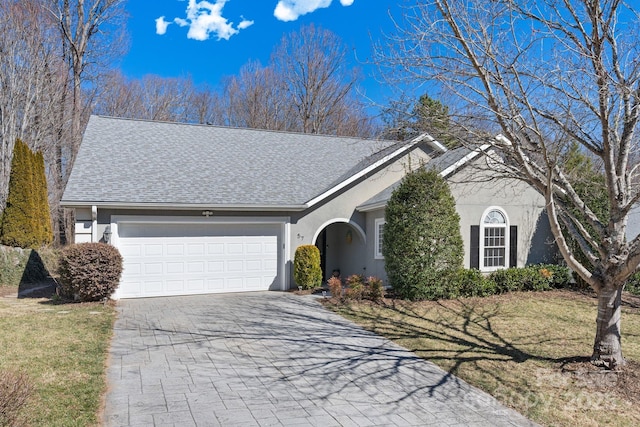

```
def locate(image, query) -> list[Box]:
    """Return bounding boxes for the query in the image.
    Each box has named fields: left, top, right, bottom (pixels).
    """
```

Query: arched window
left=480, top=208, right=509, bottom=270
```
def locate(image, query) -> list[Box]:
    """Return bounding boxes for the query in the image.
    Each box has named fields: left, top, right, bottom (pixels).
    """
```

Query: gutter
left=59, top=201, right=308, bottom=212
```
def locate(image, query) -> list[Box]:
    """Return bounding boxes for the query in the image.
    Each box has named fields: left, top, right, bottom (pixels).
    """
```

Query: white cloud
left=156, top=0, right=253, bottom=41
left=155, top=16, right=171, bottom=35
left=237, top=18, right=254, bottom=30
left=273, top=0, right=355, bottom=22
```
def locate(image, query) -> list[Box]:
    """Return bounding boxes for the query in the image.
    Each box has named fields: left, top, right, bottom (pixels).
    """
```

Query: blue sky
left=120, top=0, right=409, bottom=110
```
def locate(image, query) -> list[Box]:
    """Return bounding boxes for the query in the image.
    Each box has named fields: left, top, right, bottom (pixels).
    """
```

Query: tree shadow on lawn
left=17, top=250, right=56, bottom=299
left=109, top=294, right=527, bottom=413
left=339, top=297, right=591, bottom=382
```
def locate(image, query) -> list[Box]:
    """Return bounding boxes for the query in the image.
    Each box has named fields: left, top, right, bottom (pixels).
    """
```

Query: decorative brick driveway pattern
left=103, top=293, right=537, bottom=426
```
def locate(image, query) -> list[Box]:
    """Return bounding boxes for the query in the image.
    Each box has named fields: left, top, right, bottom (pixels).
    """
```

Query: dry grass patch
left=326, top=290, right=640, bottom=427
left=0, top=293, right=115, bottom=426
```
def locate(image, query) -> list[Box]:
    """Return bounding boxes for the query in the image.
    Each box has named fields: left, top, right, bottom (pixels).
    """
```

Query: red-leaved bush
left=57, top=243, right=123, bottom=301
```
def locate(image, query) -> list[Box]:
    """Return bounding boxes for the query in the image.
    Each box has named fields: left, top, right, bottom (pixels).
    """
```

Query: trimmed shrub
left=384, top=167, right=463, bottom=300
left=57, top=243, right=123, bottom=301
left=293, top=245, right=322, bottom=290
left=365, top=276, right=384, bottom=302
left=344, top=274, right=365, bottom=301
left=449, top=268, right=496, bottom=298
left=0, top=370, right=32, bottom=427
left=383, top=264, right=570, bottom=302
left=489, top=264, right=571, bottom=294
left=327, top=276, right=342, bottom=301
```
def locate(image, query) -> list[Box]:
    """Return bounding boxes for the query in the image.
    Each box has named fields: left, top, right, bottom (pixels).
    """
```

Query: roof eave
left=356, top=201, right=387, bottom=213
left=439, top=143, right=491, bottom=178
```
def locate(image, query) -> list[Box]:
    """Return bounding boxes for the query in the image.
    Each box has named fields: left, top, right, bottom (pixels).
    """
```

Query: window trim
left=375, top=218, right=385, bottom=259
left=479, top=207, right=509, bottom=272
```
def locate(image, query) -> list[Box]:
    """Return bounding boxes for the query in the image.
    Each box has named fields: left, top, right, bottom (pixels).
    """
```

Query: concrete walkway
left=103, top=293, right=537, bottom=427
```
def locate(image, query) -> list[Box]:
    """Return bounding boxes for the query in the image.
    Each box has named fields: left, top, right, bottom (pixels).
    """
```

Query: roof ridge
left=91, top=114, right=395, bottom=143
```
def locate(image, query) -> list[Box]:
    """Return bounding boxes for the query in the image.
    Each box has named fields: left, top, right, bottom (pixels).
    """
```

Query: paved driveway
left=103, top=293, right=536, bottom=427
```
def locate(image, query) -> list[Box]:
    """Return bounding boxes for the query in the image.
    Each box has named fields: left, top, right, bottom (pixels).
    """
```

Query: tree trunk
left=591, top=286, right=625, bottom=369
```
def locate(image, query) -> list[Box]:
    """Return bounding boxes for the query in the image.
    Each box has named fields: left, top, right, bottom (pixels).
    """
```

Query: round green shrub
left=57, top=243, right=123, bottom=301
left=293, top=245, right=322, bottom=290
left=383, top=167, right=463, bottom=300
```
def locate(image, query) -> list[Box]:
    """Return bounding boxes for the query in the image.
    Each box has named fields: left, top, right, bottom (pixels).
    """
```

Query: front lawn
left=0, top=289, right=115, bottom=426
left=327, top=290, right=640, bottom=427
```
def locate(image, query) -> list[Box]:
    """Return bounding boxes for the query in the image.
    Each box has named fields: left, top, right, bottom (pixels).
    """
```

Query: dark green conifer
left=0, top=139, right=52, bottom=248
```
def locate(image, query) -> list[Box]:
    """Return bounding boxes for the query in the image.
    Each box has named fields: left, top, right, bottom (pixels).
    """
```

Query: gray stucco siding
left=448, top=165, right=557, bottom=269
left=289, top=150, right=430, bottom=281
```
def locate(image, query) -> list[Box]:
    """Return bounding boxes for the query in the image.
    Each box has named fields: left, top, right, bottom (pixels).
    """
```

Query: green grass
left=0, top=291, right=115, bottom=426
left=327, top=290, right=640, bottom=427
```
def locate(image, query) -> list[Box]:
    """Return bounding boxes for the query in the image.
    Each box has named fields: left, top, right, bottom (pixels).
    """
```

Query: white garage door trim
left=111, top=215, right=290, bottom=299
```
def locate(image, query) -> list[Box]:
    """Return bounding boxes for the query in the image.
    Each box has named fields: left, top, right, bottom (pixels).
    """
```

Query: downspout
left=91, top=205, right=98, bottom=243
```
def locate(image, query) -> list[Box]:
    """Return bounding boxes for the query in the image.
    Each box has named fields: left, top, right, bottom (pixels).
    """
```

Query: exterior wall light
left=103, top=225, right=112, bottom=244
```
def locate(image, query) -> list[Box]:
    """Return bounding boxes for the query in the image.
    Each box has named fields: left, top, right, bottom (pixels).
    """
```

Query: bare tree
left=212, top=61, right=290, bottom=130
left=44, top=0, right=127, bottom=243
left=379, top=0, right=640, bottom=367
left=95, top=71, right=203, bottom=123
left=270, top=24, right=373, bottom=136
left=93, top=70, right=144, bottom=118
left=51, top=0, right=127, bottom=156
left=0, top=0, right=69, bottom=206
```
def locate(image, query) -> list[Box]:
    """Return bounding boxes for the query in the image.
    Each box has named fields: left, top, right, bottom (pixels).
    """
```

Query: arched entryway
left=312, top=219, right=366, bottom=281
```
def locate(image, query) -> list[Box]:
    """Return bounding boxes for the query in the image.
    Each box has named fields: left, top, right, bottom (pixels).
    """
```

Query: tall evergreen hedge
left=0, top=139, right=53, bottom=248
left=383, top=167, right=463, bottom=300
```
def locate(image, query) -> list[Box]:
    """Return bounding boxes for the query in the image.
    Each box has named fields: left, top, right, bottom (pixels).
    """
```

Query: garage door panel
left=167, top=262, right=184, bottom=274
left=208, top=243, right=224, bottom=254
left=120, top=244, right=142, bottom=257
left=167, top=244, right=184, bottom=256
left=145, top=244, right=163, bottom=256
left=187, top=243, right=205, bottom=255
left=226, top=277, right=243, bottom=289
left=246, top=243, right=262, bottom=254
left=186, top=279, right=204, bottom=291
left=187, top=262, right=205, bottom=273
left=227, top=243, right=243, bottom=254
left=246, top=260, right=262, bottom=271
left=227, top=260, right=243, bottom=272
left=116, top=221, right=282, bottom=298
left=166, top=280, right=184, bottom=292
left=207, top=278, right=224, bottom=290
left=208, top=261, right=224, bottom=273
left=144, top=281, right=163, bottom=294
left=145, top=263, right=163, bottom=275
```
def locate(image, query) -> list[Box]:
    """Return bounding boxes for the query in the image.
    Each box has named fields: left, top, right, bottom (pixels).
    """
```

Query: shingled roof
left=356, top=145, right=488, bottom=212
left=62, top=116, right=418, bottom=210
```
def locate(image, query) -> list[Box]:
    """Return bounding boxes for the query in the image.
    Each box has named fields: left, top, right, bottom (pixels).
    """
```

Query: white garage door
left=114, top=220, right=283, bottom=298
